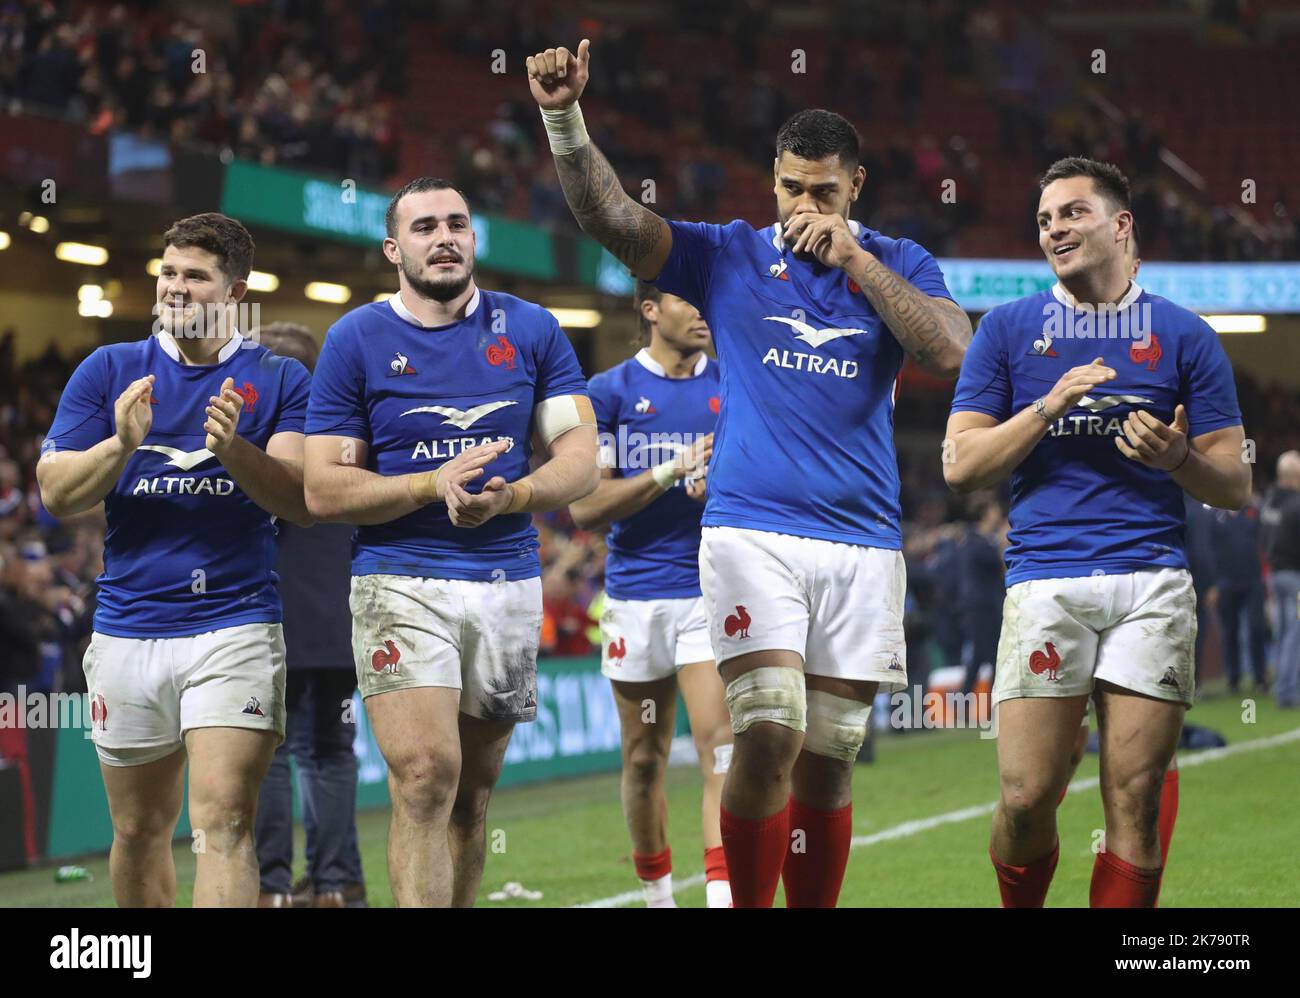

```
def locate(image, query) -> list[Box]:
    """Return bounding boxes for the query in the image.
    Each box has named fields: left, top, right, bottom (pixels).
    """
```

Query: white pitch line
left=576, top=726, right=1300, bottom=908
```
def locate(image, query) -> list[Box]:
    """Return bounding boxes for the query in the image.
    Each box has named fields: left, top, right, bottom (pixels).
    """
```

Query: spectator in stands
left=1264, top=451, right=1300, bottom=708
left=1208, top=499, right=1270, bottom=694
left=253, top=323, right=366, bottom=909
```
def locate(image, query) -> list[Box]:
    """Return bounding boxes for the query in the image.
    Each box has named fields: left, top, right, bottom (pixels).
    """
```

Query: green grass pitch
left=3, top=685, right=1296, bottom=907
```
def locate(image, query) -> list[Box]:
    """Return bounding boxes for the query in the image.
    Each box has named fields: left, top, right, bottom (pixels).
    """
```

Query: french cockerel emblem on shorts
left=724, top=604, right=751, bottom=639
left=90, top=692, right=108, bottom=732
left=607, top=635, right=627, bottom=667
left=371, top=639, right=401, bottom=674
left=1028, top=641, right=1061, bottom=681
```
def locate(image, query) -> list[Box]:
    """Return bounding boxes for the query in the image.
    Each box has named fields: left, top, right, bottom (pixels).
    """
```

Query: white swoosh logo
left=137, top=444, right=216, bottom=471
left=626, top=442, right=690, bottom=462
left=764, top=315, right=871, bottom=349
left=1076, top=394, right=1156, bottom=412
left=399, top=400, right=518, bottom=429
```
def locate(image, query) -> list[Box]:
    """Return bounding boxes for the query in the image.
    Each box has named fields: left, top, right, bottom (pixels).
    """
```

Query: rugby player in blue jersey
left=529, top=40, right=971, bottom=907
left=38, top=213, right=313, bottom=907
left=945, top=158, right=1249, bottom=907
left=571, top=283, right=729, bottom=907
left=303, top=178, right=598, bottom=907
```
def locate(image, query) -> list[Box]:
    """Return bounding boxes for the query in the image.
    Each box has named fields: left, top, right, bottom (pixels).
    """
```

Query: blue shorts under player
left=44, top=330, right=310, bottom=764
left=653, top=218, right=955, bottom=687
left=590, top=348, right=719, bottom=681
left=951, top=282, right=1243, bottom=707
left=306, top=289, right=589, bottom=721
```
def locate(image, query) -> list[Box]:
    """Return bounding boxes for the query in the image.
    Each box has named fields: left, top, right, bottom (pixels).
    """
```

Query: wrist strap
left=540, top=102, right=589, bottom=156
left=1171, top=440, right=1192, bottom=472
left=1032, top=398, right=1054, bottom=425
left=504, top=479, right=534, bottom=515
left=651, top=459, right=677, bottom=491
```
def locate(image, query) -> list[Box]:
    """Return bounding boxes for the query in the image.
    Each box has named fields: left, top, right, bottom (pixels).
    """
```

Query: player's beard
left=400, top=250, right=473, bottom=303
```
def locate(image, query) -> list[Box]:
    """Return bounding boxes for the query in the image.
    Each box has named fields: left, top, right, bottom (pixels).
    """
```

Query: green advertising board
left=221, top=160, right=558, bottom=280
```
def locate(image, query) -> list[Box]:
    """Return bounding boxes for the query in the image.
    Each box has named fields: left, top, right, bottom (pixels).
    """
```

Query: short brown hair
left=255, top=322, right=318, bottom=371
left=163, top=212, right=255, bottom=284
left=385, top=177, right=469, bottom=237
left=1039, top=157, right=1132, bottom=216
left=633, top=280, right=662, bottom=345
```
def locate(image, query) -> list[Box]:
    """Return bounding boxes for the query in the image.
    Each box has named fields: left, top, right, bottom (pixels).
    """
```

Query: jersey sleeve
left=534, top=314, right=589, bottom=402
left=652, top=219, right=742, bottom=310
left=305, top=325, right=370, bottom=441
left=889, top=237, right=956, bottom=301
left=43, top=348, right=112, bottom=455
left=1179, top=317, right=1243, bottom=438
left=950, top=309, right=1011, bottom=420
left=271, top=356, right=311, bottom=435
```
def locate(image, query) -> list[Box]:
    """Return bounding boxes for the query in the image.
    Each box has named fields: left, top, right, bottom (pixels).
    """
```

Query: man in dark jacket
left=1208, top=498, right=1269, bottom=694
left=253, top=324, right=366, bottom=907
left=1263, top=451, right=1300, bottom=707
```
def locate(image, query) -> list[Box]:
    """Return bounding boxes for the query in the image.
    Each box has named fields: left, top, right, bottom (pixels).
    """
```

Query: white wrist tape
left=540, top=102, right=590, bottom=156
left=651, top=459, right=677, bottom=491
left=725, top=667, right=807, bottom=735
left=802, top=690, right=871, bottom=761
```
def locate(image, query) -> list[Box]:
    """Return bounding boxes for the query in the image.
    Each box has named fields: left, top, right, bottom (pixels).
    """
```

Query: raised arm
left=37, top=375, right=154, bottom=517
left=570, top=433, right=713, bottom=532
left=527, top=39, right=672, bottom=281
left=782, top=212, right=972, bottom=379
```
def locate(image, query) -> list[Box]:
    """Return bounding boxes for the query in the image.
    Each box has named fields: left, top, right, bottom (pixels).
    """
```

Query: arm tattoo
left=554, top=142, right=663, bottom=269
left=849, top=253, right=971, bottom=376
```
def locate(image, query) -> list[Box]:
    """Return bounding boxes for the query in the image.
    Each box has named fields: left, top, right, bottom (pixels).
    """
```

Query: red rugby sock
left=781, top=799, right=852, bottom=908
left=632, top=846, right=672, bottom=882
left=1090, top=850, right=1162, bottom=908
left=720, top=801, right=790, bottom=909
left=703, top=845, right=729, bottom=883
left=990, top=841, right=1059, bottom=908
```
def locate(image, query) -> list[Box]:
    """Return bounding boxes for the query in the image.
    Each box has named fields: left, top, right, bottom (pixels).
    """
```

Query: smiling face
left=773, top=151, right=864, bottom=256
left=384, top=187, right=477, bottom=303
left=1037, top=175, right=1132, bottom=283
left=156, top=244, right=244, bottom=337
left=646, top=293, right=712, bottom=353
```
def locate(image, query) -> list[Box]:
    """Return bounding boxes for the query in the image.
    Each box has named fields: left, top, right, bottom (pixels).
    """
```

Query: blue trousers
left=1272, top=570, right=1300, bottom=706
left=256, top=669, right=364, bottom=894
left=1216, top=584, right=1269, bottom=689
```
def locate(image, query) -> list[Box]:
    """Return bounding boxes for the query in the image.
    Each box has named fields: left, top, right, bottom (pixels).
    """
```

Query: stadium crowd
left=0, top=0, right=405, bottom=184
left=6, top=0, right=1293, bottom=261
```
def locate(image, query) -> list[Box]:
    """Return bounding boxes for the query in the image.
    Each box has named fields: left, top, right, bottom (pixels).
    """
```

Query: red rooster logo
left=371, top=639, right=401, bottom=673
left=724, top=604, right=751, bottom=639
left=232, top=381, right=259, bottom=412
left=486, top=336, right=517, bottom=369
left=1028, top=642, right=1061, bottom=682
left=607, top=636, right=627, bottom=666
left=1129, top=333, right=1162, bottom=371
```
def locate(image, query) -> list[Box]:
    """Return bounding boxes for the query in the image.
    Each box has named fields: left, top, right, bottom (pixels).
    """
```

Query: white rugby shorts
left=599, top=595, right=712, bottom=682
left=698, top=526, right=907, bottom=687
left=82, top=622, right=286, bottom=767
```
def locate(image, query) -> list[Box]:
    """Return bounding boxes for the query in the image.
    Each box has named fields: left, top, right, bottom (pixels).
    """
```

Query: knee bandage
left=724, top=667, right=806, bottom=735
left=802, top=690, right=871, bottom=761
